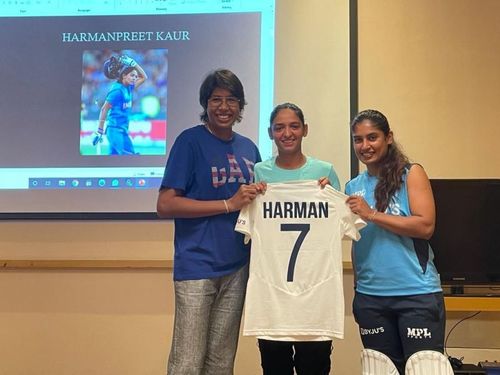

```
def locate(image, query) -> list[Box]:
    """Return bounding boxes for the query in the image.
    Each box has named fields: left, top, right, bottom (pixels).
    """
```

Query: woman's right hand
left=227, top=182, right=266, bottom=212
left=346, top=195, right=375, bottom=221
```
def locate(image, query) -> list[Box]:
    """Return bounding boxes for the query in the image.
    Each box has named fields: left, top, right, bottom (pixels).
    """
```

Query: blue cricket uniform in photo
left=106, top=82, right=136, bottom=155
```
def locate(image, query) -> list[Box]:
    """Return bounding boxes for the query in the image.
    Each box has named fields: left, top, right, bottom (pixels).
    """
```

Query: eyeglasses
left=208, top=96, right=240, bottom=108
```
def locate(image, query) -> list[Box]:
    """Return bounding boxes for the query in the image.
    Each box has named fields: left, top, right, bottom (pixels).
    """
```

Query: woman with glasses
left=157, top=69, right=263, bottom=374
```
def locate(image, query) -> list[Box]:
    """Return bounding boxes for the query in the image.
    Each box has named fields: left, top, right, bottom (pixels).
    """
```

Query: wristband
left=223, top=199, right=229, bottom=214
left=368, top=209, right=377, bottom=221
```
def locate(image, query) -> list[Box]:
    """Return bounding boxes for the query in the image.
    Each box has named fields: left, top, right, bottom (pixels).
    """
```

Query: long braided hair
left=351, top=109, right=409, bottom=212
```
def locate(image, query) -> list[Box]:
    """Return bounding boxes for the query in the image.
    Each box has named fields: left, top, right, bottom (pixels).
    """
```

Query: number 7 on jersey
left=280, top=223, right=311, bottom=282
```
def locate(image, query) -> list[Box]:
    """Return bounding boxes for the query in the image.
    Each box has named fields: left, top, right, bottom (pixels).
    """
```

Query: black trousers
left=353, top=291, right=446, bottom=375
left=258, top=339, right=332, bottom=375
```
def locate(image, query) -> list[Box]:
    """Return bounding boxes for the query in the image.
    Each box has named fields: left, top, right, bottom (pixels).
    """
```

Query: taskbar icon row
left=28, top=177, right=162, bottom=189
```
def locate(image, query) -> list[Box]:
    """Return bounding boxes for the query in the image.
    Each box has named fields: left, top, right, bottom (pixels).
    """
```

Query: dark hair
left=269, top=102, right=305, bottom=126
left=118, top=66, right=137, bottom=83
left=351, top=109, right=409, bottom=212
left=199, top=69, right=246, bottom=123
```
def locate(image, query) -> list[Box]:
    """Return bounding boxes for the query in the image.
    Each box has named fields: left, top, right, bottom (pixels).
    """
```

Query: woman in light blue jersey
left=345, top=109, right=444, bottom=374
left=93, top=55, right=148, bottom=155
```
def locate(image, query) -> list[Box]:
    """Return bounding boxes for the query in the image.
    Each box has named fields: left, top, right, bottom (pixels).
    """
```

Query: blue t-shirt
left=106, top=82, right=133, bottom=130
left=345, top=167, right=442, bottom=296
left=161, top=125, right=261, bottom=281
left=255, top=156, right=340, bottom=189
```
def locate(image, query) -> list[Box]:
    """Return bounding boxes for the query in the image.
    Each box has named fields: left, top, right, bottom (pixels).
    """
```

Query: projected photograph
left=0, top=2, right=274, bottom=215
left=80, top=49, right=168, bottom=156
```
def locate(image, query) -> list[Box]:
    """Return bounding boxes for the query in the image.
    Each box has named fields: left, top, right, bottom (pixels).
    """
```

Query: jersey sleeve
left=333, top=190, right=366, bottom=241
left=235, top=203, right=252, bottom=244
left=341, top=210, right=366, bottom=241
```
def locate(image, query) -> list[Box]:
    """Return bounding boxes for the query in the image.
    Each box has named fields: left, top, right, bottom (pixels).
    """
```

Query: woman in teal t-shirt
left=254, top=102, right=341, bottom=375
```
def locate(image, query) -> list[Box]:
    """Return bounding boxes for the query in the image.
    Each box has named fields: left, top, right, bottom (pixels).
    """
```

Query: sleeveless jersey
left=345, top=168, right=442, bottom=296
left=235, top=180, right=366, bottom=340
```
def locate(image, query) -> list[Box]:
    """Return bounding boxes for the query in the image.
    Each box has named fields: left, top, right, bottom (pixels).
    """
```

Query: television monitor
left=0, top=0, right=275, bottom=219
left=429, top=179, right=500, bottom=290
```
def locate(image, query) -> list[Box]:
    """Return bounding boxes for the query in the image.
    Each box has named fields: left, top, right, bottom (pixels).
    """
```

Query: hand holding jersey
left=235, top=181, right=366, bottom=340
left=318, top=176, right=331, bottom=188
left=226, top=182, right=266, bottom=212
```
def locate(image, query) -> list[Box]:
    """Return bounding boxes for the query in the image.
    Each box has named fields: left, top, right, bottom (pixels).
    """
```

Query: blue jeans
left=167, top=265, right=248, bottom=375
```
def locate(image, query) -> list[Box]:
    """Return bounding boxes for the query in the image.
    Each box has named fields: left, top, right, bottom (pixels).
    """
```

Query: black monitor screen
left=430, top=179, right=500, bottom=285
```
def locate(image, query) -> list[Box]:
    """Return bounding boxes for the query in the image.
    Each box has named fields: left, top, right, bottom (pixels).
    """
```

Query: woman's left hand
left=318, top=176, right=330, bottom=189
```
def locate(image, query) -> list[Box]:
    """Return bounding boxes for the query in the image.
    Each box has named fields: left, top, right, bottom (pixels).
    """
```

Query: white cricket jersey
left=235, top=181, right=366, bottom=341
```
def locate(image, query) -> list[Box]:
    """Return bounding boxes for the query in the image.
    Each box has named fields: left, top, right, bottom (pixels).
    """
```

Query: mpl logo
left=407, top=327, right=432, bottom=339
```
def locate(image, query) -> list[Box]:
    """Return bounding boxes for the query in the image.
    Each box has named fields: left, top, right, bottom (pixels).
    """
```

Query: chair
left=361, top=348, right=399, bottom=375
left=405, top=350, right=454, bottom=375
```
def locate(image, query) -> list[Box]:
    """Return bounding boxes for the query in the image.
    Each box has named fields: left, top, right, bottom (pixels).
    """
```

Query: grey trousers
left=167, top=265, right=248, bottom=375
